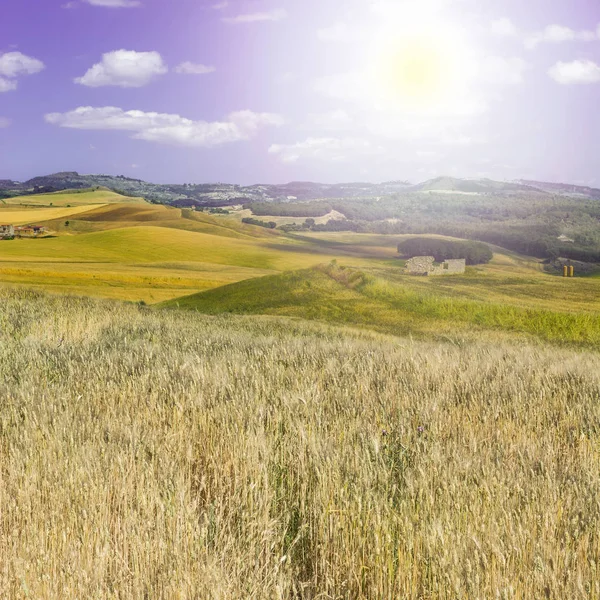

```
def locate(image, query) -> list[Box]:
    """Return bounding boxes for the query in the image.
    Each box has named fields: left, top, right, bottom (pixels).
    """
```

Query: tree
left=397, top=237, right=493, bottom=265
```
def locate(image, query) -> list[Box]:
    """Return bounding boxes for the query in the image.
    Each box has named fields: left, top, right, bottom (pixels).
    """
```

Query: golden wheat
left=0, top=287, right=599, bottom=599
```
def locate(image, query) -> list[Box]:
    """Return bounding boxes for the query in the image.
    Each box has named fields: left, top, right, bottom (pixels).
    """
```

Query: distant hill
left=0, top=172, right=412, bottom=206
left=412, top=176, right=544, bottom=195
left=3, top=172, right=600, bottom=207
left=518, top=180, right=600, bottom=199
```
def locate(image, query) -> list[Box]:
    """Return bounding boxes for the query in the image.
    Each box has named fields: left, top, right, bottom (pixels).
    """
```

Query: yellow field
left=0, top=204, right=107, bottom=226
left=225, top=205, right=347, bottom=226
left=2, top=288, right=600, bottom=598
left=1, top=197, right=599, bottom=316
left=1, top=188, right=145, bottom=207
left=0, top=201, right=384, bottom=302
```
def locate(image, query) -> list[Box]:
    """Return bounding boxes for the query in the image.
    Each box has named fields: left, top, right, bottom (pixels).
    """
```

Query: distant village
left=0, top=224, right=47, bottom=240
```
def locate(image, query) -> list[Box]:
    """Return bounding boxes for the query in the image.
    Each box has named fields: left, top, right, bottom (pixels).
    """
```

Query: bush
left=242, top=217, right=276, bottom=229
left=398, top=237, right=493, bottom=265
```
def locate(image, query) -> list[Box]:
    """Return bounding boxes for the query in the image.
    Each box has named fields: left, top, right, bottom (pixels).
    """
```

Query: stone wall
left=444, top=259, right=466, bottom=274
left=406, top=256, right=435, bottom=275
left=406, top=256, right=466, bottom=276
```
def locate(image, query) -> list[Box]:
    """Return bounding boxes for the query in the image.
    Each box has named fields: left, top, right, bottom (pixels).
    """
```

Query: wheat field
left=1, top=287, right=599, bottom=599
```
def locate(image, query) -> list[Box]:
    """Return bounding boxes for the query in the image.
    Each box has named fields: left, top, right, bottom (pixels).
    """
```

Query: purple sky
left=1, top=0, right=600, bottom=185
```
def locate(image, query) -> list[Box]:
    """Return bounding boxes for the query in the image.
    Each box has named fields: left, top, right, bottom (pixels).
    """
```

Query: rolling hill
left=411, top=176, right=543, bottom=194
left=164, top=260, right=600, bottom=347
left=0, top=188, right=145, bottom=207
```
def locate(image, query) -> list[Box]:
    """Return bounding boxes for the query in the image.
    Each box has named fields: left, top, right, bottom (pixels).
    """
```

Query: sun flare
left=367, top=20, right=476, bottom=113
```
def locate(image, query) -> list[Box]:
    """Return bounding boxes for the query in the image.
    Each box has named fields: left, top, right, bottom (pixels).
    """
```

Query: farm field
left=224, top=204, right=347, bottom=226
left=1, top=287, right=599, bottom=598
left=0, top=193, right=385, bottom=302
left=0, top=188, right=145, bottom=206
left=2, top=190, right=600, bottom=338
left=166, top=261, right=600, bottom=347
left=0, top=204, right=110, bottom=226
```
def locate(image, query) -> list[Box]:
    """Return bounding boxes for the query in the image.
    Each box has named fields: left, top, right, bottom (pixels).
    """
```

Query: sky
left=1, top=0, right=600, bottom=185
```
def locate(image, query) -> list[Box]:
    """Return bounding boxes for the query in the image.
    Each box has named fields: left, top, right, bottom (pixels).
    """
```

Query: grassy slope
left=0, top=213, right=383, bottom=302
left=2, top=287, right=600, bottom=598
left=2, top=201, right=599, bottom=320
left=0, top=204, right=109, bottom=226
left=1, top=188, right=145, bottom=207
left=166, top=262, right=600, bottom=347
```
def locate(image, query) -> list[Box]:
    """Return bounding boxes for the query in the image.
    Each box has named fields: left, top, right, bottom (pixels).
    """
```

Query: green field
left=1, top=190, right=600, bottom=345
left=0, top=193, right=383, bottom=302
left=165, top=261, right=600, bottom=347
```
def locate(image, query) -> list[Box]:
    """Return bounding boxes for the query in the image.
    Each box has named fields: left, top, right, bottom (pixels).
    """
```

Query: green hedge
left=398, top=237, right=493, bottom=265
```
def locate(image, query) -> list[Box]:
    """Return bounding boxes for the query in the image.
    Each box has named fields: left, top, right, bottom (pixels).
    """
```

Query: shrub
left=242, top=217, right=276, bottom=229
left=398, top=237, right=493, bottom=265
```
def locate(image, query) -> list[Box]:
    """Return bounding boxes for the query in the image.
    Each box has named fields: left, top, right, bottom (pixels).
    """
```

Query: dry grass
left=1, top=287, right=599, bottom=599
left=0, top=204, right=107, bottom=226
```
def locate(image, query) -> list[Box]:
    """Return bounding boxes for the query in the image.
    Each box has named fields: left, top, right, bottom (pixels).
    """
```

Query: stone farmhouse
left=14, top=225, right=46, bottom=238
left=406, top=256, right=466, bottom=276
left=0, top=224, right=15, bottom=239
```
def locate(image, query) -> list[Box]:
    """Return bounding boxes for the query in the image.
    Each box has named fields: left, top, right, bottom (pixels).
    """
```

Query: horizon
left=5, top=169, right=600, bottom=191
left=2, top=0, right=600, bottom=186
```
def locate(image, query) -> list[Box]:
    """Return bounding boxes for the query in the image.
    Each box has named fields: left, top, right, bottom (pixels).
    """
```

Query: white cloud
left=526, top=24, right=598, bottom=49
left=0, top=52, right=45, bottom=78
left=223, top=9, right=287, bottom=24
left=83, top=0, right=141, bottom=7
left=480, top=57, right=529, bottom=85
left=75, top=50, right=167, bottom=87
left=0, top=52, right=44, bottom=92
left=175, top=62, right=216, bottom=75
left=0, top=78, right=18, bottom=93
left=548, top=60, right=600, bottom=84
left=212, top=1, right=228, bottom=9
left=0, top=117, right=11, bottom=128
left=269, top=137, right=383, bottom=163
left=491, top=18, right=517, bottom=37
left=45, top=106, right=284, bottom=147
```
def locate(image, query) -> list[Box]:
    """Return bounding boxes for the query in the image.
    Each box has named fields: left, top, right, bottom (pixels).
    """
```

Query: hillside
left=165, top=261, right=600, bottom=347
left=0, top=201, right=386, bottom=302
left=2, top=286, right=600, bottom=598
left=0, top=172, right=413, bottom=205
left=1, top=188, right=145, bottom=207
left=411, top=176, right=541, bottom=194
left=519, top=179, right=600, bottom=199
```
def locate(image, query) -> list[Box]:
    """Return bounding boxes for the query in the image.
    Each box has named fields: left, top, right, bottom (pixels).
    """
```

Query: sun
left=381, top=35, right=452, bottom=100
left=367, top=19, right=476, bottom=114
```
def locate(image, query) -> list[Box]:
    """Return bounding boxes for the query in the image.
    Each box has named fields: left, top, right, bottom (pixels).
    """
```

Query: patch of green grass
left=166, top=263, right=600, bottom=347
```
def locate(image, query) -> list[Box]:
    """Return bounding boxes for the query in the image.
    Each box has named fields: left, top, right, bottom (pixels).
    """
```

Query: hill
left=412, top=176, right=542, bottom=194
left=1, top=188, right=145, bottom=207
left=2, top=286, right=599, bottom=598
left=164, top=261, right=600, bottom=347
left=0, top=172, right=413, bottom=205
left=0, top=206, right=385, bottom=302
left=519, top=179, right=600, bottom=199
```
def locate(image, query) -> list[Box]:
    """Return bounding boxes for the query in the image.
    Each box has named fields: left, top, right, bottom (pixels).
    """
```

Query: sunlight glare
left=366, top=10, right=476, bottom=114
